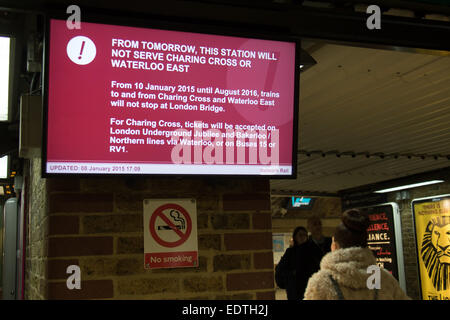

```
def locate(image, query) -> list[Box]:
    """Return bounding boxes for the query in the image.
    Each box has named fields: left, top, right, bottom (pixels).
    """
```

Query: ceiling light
left=0, top=36, right=10, bottom=121
left=374, top=180, right=444, bottom=193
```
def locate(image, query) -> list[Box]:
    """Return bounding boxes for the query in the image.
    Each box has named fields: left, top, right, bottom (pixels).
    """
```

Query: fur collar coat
left=303, top=246, right=410, bottom=300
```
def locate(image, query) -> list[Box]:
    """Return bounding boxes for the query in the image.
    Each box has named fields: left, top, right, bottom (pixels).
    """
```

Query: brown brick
left=213, top=254, right=250, bottom=272
left=82, top=257, right=116, bottom=277
left=223, top=193, right=270, bottom=211
left=117, top=278, right=179, bottom=295
left=147, top=178, right=195, bottom=193
left=48, top=215, right=79, bottom=235
left=49, top=193, right=113, bottom=213
left=81, top=257, right=144, bottom=277
left=116, top=257, right=146, bottom=276
left=117, top=236, right=144, bottom=254
left=114, top=193, right=144, bottom=212
left=209, top=179, right=257, bottom=193
left=47, top=178, right=81, bottom=192
left=47, top=280, right=113, bottom=299
left=80, top=178, right=125, bottom=193
left=197, top=213, right=209, bottom=229
left=198, top=234, right=221, bottom=250
left=47, top=259, right=79, bottom=280
left=224, top=232, right=272, bottom=250
left=123, top=178, right=148, bottom=191
left=197, top=194, right=220, bottom=211
left=183, top=276, right=223, bottom=293
left=211, top=213, right=249, bottom=230
left=48, top=237, right=113, bottom=257
left=256, top=290, right=275, bottom=300
left=254, top=252, right=274, bottom=269
left=252, top=212, right=272, bottom=229
left=227, top=272, right=274, bottom=291
left=82, top=214, right=142, bottom=234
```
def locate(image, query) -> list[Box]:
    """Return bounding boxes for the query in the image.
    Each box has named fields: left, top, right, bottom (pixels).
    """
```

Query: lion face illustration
left=421, top=216, right=450, bottom=291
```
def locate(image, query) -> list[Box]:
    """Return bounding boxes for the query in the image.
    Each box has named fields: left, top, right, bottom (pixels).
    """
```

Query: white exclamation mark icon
left=67, top=36, right=96, bottom=65
left=78, top=40, right=85, bottom=60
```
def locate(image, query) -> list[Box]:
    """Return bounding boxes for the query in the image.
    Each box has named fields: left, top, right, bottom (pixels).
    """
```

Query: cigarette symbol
left=157, top=210, right=186, bottom=230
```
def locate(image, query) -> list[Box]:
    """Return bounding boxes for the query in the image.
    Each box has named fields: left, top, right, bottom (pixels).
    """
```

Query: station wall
left=25, top=158, right=274, bottom=300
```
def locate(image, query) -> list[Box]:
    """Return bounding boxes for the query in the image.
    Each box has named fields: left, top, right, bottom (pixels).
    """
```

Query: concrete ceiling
left=270, top=42, right=450, bottom=195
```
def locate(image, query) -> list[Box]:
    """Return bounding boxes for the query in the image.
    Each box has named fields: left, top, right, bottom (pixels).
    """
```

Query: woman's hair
left=292, top=226, right=308, bottom=246
left=334, top=209, right=370, bottom=248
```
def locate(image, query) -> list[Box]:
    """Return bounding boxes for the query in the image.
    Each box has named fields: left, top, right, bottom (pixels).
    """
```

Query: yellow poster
left=412, top=195, right=450, bottom=300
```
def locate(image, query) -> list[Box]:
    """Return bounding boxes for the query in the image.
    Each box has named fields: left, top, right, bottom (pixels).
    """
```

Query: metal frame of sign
left=411, top=194, right=450, bottom=300
left=358, top=202, right=406, bottom=291
left=41, top=14, right=300, bottom=180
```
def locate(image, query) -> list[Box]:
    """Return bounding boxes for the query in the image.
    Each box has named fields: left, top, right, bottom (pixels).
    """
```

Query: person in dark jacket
left=275, top=226, right=309, bottom=299
left=275, top=217, right=332, bottom=300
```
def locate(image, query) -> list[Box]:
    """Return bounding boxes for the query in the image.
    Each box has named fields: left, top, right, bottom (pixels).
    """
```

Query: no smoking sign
left=144, top=199, right=198, bottom=269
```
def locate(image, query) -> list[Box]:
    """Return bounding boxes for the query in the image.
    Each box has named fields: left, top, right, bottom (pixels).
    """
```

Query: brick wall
left=25, top=158, right=48, bottom=299
left=25, top=162, right=274, bottom=299
left=387, top=180, right=450, bottom=300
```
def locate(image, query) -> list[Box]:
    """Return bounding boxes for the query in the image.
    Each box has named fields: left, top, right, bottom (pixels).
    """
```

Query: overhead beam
left=0, top=1, right=448, bottom=51
left=338, top=166, right=450, bottom=195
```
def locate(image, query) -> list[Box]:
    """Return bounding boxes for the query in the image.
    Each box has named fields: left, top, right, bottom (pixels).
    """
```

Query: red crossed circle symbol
left=149, top=203, right=192, bottom=248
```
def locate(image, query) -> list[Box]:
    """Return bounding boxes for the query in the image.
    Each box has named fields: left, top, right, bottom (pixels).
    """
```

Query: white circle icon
left=66, top=36, right=96, bottom=65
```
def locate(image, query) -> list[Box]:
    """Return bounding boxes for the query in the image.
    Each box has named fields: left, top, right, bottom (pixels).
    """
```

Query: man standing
left=307, top=216, right=332, bottom=256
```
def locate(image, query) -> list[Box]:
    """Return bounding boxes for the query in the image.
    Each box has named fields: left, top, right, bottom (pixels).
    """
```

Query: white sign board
left=144, top=199, right=198, bottom=269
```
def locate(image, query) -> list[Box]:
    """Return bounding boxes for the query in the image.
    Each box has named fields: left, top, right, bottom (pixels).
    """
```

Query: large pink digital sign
left=44, top=19, right=297, bottom=176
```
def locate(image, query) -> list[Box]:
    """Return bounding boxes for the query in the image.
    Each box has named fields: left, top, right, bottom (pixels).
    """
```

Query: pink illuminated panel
left=45, top=19, right=296, bottom=176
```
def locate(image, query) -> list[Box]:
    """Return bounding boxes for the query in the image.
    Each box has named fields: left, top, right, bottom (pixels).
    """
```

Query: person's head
left=307, top=216, right=323, bottom=239
left=332, top=209, right=370, bottom=251
left=292, top=226, right=308, bottom=246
